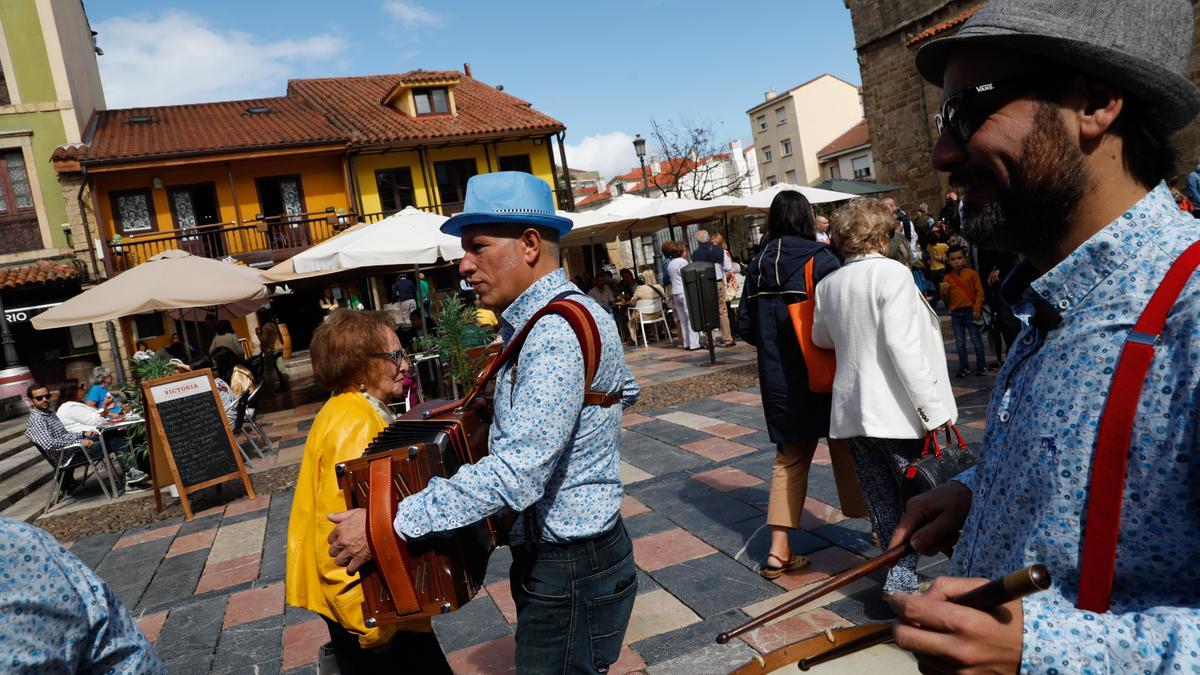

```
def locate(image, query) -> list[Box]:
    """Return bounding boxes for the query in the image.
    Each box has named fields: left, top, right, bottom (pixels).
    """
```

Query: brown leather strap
left=583, top=392, right=621, bottom=407
left=425, top=295, right=615, bottom=419
left=367, top=458, right=420, bottom=616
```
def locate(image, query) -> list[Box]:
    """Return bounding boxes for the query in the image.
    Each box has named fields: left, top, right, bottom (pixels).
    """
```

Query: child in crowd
left=940, top=245, right=988, bottom=377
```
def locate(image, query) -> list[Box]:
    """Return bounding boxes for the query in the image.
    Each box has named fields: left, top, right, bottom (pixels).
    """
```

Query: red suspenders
left=1077, top=239, right=1200, bottom=612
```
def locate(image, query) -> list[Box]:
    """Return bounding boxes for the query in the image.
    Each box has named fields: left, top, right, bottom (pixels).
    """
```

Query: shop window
left=413, top=87, right=450, bottom=115
left=110, top=188, right=156, bottom=233
left=133, top=312, right=165, bottom=339
left=375, top=167, right=416, bottom=214
left=498, top=154, right=532, bottom=174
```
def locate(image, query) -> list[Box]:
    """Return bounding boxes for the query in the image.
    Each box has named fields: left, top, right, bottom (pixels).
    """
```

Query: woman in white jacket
left=811, top=198, right=957, bottom=595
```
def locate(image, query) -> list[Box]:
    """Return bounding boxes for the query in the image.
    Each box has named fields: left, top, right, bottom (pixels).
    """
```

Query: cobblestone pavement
left=65, top=365, right=997, bottom=674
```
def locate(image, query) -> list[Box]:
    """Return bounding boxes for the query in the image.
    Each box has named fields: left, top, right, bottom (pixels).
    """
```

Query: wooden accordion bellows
left=335, top=398, right=497, bottom=625
left=334, top=296, right=615, bottom=627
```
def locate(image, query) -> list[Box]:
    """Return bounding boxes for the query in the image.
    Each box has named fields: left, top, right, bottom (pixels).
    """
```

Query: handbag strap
left=1077, top=238, right=1200, bottom=613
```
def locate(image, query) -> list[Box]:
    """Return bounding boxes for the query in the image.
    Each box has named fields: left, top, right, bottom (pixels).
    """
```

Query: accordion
left=335, top=398, right=501, bottom=626
left=335, top=296, right=616, bottom=627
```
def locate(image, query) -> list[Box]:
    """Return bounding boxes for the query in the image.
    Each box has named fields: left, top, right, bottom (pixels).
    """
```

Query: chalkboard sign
left=143, top=369, right=255, bottom=520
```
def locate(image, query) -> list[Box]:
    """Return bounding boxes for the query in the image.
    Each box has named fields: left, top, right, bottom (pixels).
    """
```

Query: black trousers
left=323, top=618, right=451, bottom=674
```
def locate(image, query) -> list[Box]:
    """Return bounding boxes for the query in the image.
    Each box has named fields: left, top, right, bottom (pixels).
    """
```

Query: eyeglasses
left=370, top=350, right=407, bottom=368
left=30, top=394, right=49, bottom=401
left=934, top=75, right=1058, bottom=143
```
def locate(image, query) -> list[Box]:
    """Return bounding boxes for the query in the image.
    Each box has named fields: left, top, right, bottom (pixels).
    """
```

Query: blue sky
left=87, top=1, right=860, bottom=178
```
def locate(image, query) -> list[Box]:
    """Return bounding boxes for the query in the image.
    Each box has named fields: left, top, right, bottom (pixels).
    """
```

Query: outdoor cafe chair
left=32, top=440, right=117, bottom=511
left=232, top=385, right=272, bottom=461
left=633, top=297, right=673, bottom=349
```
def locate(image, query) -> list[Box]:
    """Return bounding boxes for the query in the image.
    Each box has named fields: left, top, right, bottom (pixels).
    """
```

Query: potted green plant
left=116, top=352, right=175, bottom=461
left=424, top=296, right=495, bottom=394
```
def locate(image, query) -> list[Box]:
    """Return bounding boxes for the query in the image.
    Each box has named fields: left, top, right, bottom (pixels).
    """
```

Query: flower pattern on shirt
left=950, top=183, right=1200, bottom=672
left=395, top=268, right=639, bottom=543
left=0, top=517, right=165, bottom=673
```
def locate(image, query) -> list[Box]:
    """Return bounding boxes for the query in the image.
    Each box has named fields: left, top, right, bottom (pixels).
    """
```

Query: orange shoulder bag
left=787, top=257, right=836, bottom=393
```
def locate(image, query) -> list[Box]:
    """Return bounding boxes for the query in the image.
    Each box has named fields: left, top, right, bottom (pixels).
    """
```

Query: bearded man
left=888, top=0, right=1200, bottom=672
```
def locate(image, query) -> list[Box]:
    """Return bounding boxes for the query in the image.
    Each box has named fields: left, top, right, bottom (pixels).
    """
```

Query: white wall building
left=816, top=119, right=875, bottom=182
left=746, top=74, right=864, bottom=187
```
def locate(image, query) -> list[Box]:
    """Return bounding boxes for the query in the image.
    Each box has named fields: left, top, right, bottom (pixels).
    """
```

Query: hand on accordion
left=328, top=508, right=373, bottom=574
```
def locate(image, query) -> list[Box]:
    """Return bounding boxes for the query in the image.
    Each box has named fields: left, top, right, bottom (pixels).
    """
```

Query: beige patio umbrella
left=32, top=249, right=268, bottom=330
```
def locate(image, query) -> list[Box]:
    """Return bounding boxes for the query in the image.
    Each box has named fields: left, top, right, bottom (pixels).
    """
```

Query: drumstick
left=796, top=564, right=1052, bottom=670
left=716, top=544, right=913, bottom=644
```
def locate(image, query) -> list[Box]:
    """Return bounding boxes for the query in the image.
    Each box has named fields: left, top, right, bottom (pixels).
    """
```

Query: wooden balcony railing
left=102, top=189, right=572, bottom=275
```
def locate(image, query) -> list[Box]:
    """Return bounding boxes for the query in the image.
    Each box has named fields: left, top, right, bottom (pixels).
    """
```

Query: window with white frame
left=762, top=145, right=773, bottom=162
left=785, top=170, right=796, bottom=184
left=780, top=139, right=792, bottom=156
left=766, top=175, right=777, bottom=186
left=776, top=107, right=787, bottom=125
left=757, top=115, right=767, bottom=132
left=851, top=155, right=872, bottom=179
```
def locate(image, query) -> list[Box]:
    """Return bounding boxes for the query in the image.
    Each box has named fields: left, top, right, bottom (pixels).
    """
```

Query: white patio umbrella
left=623, top=196, right=744, bottom=237
left=32, top=249, right=268, bottom=330
left=261, top=207, right=461, bottom=282
left=731, top=183, right=858, bottom=212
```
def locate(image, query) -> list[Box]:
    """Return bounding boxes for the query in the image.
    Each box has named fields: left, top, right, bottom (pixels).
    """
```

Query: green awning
left=812, top=179, right=901, bottom=195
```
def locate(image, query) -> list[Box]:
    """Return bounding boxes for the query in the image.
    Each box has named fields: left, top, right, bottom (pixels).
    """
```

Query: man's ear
left=1072, top=77, right=1124, bottom=145
left=519, top=227, right=543, bottom=264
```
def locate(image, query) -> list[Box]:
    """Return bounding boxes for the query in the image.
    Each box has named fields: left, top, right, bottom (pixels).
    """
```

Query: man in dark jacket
left=690, top=229, right=735, bottom=346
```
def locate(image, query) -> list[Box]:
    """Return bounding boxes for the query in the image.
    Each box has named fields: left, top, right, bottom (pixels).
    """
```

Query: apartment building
left=746, top=74, right=863, bottom=187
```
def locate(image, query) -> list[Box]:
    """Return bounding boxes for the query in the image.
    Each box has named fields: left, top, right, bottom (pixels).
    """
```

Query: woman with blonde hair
left=286, top=309, right=449, bottom=673
left=664, top=240, right=701, bottom=350
left=811, top=197, right=956, bottom=596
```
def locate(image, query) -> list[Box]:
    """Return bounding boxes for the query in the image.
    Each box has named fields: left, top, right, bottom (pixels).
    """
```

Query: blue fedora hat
left=440, top=171, right=574, bottom=237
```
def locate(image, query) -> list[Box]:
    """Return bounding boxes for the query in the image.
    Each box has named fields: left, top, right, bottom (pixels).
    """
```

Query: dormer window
left=413, top=87, right=450, bottom=115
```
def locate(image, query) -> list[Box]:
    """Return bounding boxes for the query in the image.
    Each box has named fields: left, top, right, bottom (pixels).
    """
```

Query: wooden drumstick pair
left=719, top=543, right=1052, bottom=673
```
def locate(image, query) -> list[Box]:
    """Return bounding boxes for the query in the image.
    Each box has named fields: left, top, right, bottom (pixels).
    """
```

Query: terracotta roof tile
left=907, top=4, right=985, bottom=47
left=288, top=71, right=564, bottom=146
left=399, top=70, right=460, bottom=84
left=52, top=96, right=346, bottom=164
left=0, top=259, right=80, bottom=289
left=577, top=192, right=612, bottom=207
left=817, top=119, right=871, bottom=158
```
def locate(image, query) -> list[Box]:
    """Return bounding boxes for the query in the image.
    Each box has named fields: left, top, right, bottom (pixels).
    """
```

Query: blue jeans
left=510, top=520, right=637, bottom=674
left=950, top=308, right=986, bottom=371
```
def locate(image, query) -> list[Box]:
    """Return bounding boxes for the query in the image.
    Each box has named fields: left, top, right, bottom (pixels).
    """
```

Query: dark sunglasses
left=934, top=75, right=1059, bottom=143
left=370, top=350, right=407, bottom=367
left=31, top=394, right=49, bottom=401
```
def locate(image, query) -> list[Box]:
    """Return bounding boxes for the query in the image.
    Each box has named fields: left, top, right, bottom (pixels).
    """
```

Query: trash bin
left=682, top=262, right=720, bottom=333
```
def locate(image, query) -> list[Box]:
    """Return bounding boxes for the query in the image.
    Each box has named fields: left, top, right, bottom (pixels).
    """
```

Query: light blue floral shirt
left=0, top=517, right=165, bottom=673
left=950, top=183, right=1200, bottom=672
left=395, top=268, right=639, bottom=543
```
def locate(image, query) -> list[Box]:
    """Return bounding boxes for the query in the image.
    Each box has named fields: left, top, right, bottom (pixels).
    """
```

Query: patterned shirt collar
left=499, top=268, right=572, bottom=340
left=1001, top=181, right=1173, bottom=313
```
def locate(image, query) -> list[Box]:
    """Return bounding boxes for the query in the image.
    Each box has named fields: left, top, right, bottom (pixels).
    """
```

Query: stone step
left=0, top=479, right=53, bottom=522
left=0, top=460, right=53, bottom=514
left=0, top=418, right=27, bottom=447
left=0, top=432, right=33, bottom=463
left=0, top=446, right=43, bottom=484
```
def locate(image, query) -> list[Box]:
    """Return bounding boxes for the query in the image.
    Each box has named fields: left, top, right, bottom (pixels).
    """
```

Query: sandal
left=760, top=552, right=810, bottom=579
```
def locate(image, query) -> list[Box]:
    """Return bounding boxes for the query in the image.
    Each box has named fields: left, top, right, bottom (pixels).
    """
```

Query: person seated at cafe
left=208, top=320, right=242, bottom=357
left=84, top=366, right=122, bottom=416
left=588, top=271, right=616, bottom=314
left=286, top=309, right=449, bottom=673
left=617, top=268, right=639, bottom=299
left=626, top=269, right=669, bottom=343
left=55, top=383, right=149, bottom=493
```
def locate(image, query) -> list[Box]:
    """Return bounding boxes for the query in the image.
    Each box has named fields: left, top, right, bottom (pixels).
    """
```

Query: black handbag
left=901, top=424, right=977, bottom=504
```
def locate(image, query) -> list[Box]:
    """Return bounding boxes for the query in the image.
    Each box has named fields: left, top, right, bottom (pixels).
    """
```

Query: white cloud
left=563, top=132, right=638, bottom=181
left=95, top=11, right=346, bottom=108
left=382, top=1, right=444, bottom=27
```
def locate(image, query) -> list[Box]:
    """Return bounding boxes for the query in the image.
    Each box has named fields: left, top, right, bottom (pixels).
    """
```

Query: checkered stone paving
left=65, top=369, right=998, bottom=674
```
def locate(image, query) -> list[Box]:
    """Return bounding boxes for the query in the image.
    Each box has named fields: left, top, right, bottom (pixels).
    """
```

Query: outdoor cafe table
left=95, top=414, right=145, bottom=496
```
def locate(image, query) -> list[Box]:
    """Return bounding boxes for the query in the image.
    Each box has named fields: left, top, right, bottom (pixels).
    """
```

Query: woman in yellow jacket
left=286, top=309, right=449, bottom=673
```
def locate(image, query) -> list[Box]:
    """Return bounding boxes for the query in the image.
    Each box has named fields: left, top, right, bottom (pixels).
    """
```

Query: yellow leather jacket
left=285, top=392, right=428, bottom=648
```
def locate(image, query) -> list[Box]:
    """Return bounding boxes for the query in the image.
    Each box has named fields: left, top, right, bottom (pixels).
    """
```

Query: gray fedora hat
left=916, top=0, right=1200, bottom=130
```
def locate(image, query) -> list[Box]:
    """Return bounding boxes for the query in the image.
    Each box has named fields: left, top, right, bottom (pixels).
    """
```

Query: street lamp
left=633, top=134, right=648, bottom=196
